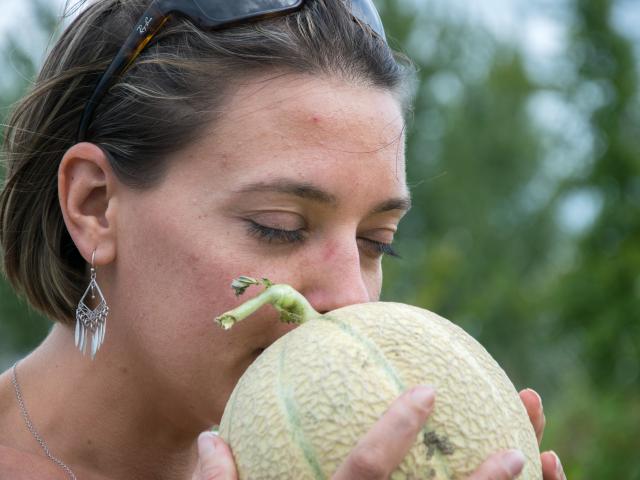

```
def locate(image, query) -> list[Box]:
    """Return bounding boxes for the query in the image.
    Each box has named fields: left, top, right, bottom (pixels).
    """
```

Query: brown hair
left=0, top=0, right=414, bottom=324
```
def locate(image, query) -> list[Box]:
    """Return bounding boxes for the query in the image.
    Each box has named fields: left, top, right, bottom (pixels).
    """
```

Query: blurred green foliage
left=1, top=0, right=638, bottom=478
left=380, top=0, right=640, bottom=477
left=0, top=1, right=54, bottom=358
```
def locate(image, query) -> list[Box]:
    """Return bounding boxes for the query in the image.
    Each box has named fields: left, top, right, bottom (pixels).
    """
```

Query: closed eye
left=246, top=220, right=400, bottom=259
left=358, top=238, right=401, bottom=259
left=246, top=220, right=305, bottom=244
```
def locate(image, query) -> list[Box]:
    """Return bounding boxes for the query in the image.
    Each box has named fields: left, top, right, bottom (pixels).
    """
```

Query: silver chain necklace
left=11, top=362, right=77, bottom=480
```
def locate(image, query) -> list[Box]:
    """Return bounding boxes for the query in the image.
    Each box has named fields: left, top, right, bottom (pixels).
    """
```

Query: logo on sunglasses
left=137, top=16, right=153, bottom=35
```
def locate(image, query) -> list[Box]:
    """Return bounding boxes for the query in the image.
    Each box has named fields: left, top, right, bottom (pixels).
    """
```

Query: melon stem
left=215, top=277, right=321, bottom=330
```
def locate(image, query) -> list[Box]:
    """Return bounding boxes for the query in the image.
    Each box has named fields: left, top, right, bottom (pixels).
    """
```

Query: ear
left=58, top=142, right=118, bottom=266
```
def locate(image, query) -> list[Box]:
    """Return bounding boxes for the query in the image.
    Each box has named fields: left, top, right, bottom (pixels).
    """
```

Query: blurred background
left=1, top=0, right=638, bottom=478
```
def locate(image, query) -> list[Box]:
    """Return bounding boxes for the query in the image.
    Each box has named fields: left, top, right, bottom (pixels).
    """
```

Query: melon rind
left=218, top=302, right=542, bottom=480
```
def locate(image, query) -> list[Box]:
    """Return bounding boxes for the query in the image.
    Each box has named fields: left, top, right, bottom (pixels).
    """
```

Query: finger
left=467, top=449, right=526, bottom=480
left=332, top=385, right=436, bottom=480
left=519, top=388, right=545, bottom=444
left=193, top=432, right=238, bottom=480
left=541, top=451, right=566, bottom=480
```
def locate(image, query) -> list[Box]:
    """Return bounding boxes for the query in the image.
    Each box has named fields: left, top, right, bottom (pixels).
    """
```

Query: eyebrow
left=236, top=179, right=337, bottom=204
left=370, top=197, right=412, bottom=215
left=234, top=179, right=412, bottom=215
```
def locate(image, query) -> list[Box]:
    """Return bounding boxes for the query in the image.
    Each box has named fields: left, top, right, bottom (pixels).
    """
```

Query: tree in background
left=381, top=0, right=563, bottom=392
left=540, top=0, right=640, bottom=477
left=0, top=0, right=56, bottom=359
left=379, top=0, right=639, bottom=478
left=558, top=0, right=639, bottom=395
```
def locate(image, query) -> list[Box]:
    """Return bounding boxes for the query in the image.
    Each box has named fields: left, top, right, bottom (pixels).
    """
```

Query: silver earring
left=75, top=250, right=109, bottom=359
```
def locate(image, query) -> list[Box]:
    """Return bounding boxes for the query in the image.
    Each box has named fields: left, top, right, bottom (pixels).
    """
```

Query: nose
left=297, top=237, right=373, bottom=314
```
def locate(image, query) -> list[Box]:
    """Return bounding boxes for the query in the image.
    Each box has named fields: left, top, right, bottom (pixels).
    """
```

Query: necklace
left=11, top=362, right=77, bottom=480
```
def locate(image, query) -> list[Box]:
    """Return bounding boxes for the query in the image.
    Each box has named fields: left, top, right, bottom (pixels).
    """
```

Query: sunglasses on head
left=77, top=0, right=387, bottom=142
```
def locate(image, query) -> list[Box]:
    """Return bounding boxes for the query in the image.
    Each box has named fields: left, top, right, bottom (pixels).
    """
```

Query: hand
left=192, top=431, right=237, bottom=480
left=519, top=389, right=567, bottom=480
left=333, top=385, right=527, bottom=480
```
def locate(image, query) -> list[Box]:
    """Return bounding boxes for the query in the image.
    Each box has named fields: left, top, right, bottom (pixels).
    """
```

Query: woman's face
left=110, top=73, right=409, bottom=423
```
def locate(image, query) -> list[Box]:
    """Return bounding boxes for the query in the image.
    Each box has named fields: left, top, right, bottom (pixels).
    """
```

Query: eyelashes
left=372, top=241, right=401, bottom=258
left=246, top=220, right=305, bottom=244
left=245, top=220, right=400, bottom=258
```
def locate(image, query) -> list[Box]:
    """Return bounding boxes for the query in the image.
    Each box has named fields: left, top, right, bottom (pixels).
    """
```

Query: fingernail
left=551, top=451, right=565, bottom=479
left=526, top=388, right=543, bottom=410
left=501, top=449, right=525, bottom=476
left=198, top=431, right=217, bottom=455
left=410, top=385, right=435, bottom=409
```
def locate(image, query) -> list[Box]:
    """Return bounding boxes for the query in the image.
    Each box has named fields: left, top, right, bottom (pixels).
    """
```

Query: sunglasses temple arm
left=77, top=2, right=169, bottom=142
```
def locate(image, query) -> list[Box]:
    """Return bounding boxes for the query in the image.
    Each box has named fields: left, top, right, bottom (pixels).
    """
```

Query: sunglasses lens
left=190, top=0, right=385, bottom=41
left=350, top=0, right=386, bottom=40
left=191, top=0, right=303, bottom=25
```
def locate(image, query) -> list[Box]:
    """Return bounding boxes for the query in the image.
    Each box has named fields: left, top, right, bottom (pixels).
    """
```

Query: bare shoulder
left=0, top=444, right=68, bottom=480
left=0, top=369, right=114, bottom=480
left=0, top=366, right=24, bottom=446
left=0, top=368, right=68, bottom=479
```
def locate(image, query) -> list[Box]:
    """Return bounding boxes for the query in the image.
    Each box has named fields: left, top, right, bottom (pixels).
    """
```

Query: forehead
left=169, top=73, right=407, bottom=196
left=220, top=74, right=404, bottom=147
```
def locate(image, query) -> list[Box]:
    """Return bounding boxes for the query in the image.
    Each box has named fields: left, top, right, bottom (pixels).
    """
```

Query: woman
left=0, top=0, right=565, bottom=479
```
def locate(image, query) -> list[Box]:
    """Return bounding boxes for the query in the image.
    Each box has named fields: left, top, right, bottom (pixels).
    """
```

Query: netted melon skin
left=218, top=302, right=542, bottom=480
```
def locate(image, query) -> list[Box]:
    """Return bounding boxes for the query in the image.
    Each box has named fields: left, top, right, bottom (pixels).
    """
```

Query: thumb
left=194, top=431, right=238, bottom=480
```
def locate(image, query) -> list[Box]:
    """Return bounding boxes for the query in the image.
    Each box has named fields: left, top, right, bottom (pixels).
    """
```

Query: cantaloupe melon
left=215, top=277, right=541, bottom=479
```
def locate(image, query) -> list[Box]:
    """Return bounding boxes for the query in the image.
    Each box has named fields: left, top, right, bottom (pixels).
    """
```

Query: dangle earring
left=75, top=250, right=109, bottom=359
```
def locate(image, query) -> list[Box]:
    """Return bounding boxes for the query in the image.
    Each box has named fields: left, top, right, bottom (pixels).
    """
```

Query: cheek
left=112, top=213, right=278, bottom=402
left=113, top=200, right=226, bottom=345
left=116, top=200, right=293, bottom=349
